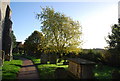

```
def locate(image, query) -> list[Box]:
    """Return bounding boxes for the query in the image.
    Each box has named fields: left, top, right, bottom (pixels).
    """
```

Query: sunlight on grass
left=31, top=58, right=68, bottom=79
left=20, top=55, right=120, bottom=79
left=37, top=64, right=68, bottom=79
left=2, top=60, right=22, bottom=79
left=33, top=59, right=40, bottom=64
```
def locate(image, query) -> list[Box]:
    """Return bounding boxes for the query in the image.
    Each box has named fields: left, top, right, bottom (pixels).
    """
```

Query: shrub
left=102, top=50, right=120, bottom=67
left=78, top=49, right=103, bottom=63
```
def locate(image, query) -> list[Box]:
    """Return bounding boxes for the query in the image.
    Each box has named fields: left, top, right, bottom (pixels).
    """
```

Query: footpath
left=17, top=57, right=40, bottom=79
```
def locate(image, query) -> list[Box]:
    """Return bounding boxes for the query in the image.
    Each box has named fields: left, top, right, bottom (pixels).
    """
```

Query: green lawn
left=20, top=55, right=68, bottom=79
left=2, top=60, right=22, bottom=79
left=32, top=57, right=120, bottom=79
left=32, top=58, right=68, bottom=79
left=16, top=54, right=120, bottom=79
left=93, top=64, right=120, bottom=79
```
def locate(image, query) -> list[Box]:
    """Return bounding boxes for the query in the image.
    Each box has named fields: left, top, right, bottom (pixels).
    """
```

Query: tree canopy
left=37, top=7, right=82, bottom=54
left=106, top=24, right=120, bottom=50
left=24, top=30, right=45, bottom=56
left=105, top=19, right=120, bottom=66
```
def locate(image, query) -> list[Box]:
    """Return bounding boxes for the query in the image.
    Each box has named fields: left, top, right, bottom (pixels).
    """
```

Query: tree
left=105, top=19, right=120, bottom=66
left=106, top=25, right=120, bottom=50
left=2, top=6, right=13, bottom=61
left=24, top=30, right=45, bottom=56
left=37, top=7, right=82, bottom=58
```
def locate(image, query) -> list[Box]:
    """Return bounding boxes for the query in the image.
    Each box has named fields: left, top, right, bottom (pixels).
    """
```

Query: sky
left=10, top=1, right=118, bottom=49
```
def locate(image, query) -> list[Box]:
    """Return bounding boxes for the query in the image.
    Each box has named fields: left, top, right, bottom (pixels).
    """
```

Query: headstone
left=54, top=67, right=68, bottom=79
left=49, top=53, right=57, bottom=64
left=0, top=57, right=2, bottom=66
left=41, top=54, right=48, bottom=64
left=5, top=54, right=10, bottom=61
left=2, top=51, right=5, bottom=64
left=57, top=53, right=62, bottom=63
left=63, top=60, right=68, bottom=65
left=63, top=56, right=68, bottom=65
left=0, top=51, right=5, bottom=66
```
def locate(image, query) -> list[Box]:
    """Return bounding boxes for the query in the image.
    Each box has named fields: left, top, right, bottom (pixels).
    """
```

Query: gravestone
left=41, top=54, right=48, bottom=64
left=54, top=67, right=68, bottom=79
left=0, top=57, right=2, bottom=66
left=49, top=53, right=57, bottom=64
left=2, top=51, right=5, bottom=64
left=68, top=58, right=95, bottom=79
left=63, top=60, right=68, bottom=65
left=63, top=56, right=68, bottom=65
left=0, top=51, right=5, bottom=66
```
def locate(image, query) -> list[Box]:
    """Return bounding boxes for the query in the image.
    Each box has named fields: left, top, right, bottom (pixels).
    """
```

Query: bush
left=102, top=50, right=120, bottom=67
left=78, top=49, right=103, bottom=63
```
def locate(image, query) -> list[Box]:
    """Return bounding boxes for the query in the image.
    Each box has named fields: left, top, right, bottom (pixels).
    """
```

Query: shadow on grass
left=10, top=64, right=22, bottom=67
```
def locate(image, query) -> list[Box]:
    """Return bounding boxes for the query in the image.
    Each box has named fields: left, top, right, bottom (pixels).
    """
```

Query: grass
left=21, top=55, right=68, bottom=79
left=93, top=64, right=120, bottom=79
left=14, top=54, right=120, bottom=79
left=33, top=59, right=68, bottom=79
left=32, top=57, right=120, bottom=79
left=2, top=60, right=22, bottom=79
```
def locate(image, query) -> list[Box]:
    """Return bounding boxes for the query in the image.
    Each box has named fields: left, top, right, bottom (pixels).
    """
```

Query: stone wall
left=0, top=0, right=2, bottom=65
left=1, top=1, right=10, bottom=23
left=0, top=1, right=2, bottom=81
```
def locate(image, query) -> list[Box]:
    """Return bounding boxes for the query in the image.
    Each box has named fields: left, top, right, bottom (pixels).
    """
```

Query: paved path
left=17, top=58, right=40, bottom=79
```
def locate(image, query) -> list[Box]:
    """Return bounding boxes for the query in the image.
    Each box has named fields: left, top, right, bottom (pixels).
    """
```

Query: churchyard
left=2, top=52, right=120, bottom=79
left=1, top=1, right=120, bottom=80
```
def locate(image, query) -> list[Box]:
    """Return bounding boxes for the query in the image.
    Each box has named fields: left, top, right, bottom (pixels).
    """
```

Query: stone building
left=0, top=0, right=12, bottom=63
